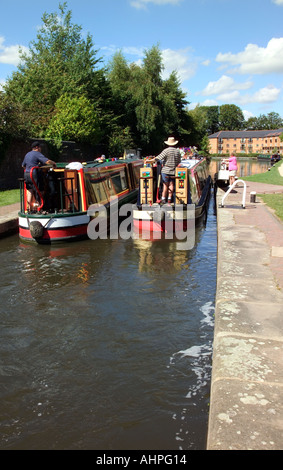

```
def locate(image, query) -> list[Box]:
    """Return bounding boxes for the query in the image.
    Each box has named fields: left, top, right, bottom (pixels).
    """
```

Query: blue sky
left=1, top=0, right=283, bottom=120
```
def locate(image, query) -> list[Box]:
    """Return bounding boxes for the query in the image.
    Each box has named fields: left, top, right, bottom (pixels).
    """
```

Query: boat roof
left=178, top=157, right=205, bottom=169
left=55, top=157, right=143, bottom=170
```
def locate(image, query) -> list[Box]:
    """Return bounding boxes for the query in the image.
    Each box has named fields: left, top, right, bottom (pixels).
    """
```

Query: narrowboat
left=271, top=153, right=281, bottom=164
left=18, top=157, right=143, bottom=243
left=132, top=156, right=211, bottom=234
left=257, top=154, right=271, bottom=161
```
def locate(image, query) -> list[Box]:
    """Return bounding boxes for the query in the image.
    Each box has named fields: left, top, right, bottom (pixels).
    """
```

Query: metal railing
left=19, top=169, right=77, bottom=213
left=220, top=179, right=247, bottom=209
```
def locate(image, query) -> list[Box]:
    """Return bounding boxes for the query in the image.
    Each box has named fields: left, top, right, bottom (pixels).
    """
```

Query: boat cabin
left=18, top=157, right=143, bottom=243
left=19, top=159, right=143, bottom=215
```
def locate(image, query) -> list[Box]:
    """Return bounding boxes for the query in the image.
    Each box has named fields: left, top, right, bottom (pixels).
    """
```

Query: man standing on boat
left=22, top=141, right=57, bottom=210
left=148, top=137, right=181, bottom=205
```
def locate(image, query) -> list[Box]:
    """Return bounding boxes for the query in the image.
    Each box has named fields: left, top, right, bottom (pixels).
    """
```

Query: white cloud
left=242, top=110, right=254, bottom=120
left=202, top=75, right=253, bottom=96
left=220, top=85, right=280, bottom=106
left=101, top=44, right=144, bottom=58
left=0, top=36, right=28, bottom=66
left=272, top=0, right=283, bottom=5
left=130, top=0, right=182, bottom=9
left=216, top=38, right=283, bottom=75
left=250, top=85, right=281, bottom=104
left=161, top=48, right=197, bottom=81
left=122, top=46, right=145, bottom=57
left=201, top=99, right=219, bottom=107
left=200, top=73, right=281, bottom=106
left=0, top=79, right=6, bottom=91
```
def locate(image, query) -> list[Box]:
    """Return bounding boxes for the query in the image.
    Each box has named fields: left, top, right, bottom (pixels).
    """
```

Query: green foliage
left=46, top=94, right=101, bottom=147
left=246, top=112, right=283, bottom=130
left=4, top=2, right=104, bottom=139
left=200, top=135, right=210, bottom=155
left=0, top=91, right=30, bottom=138
left=219, top=104, right=245, bottom=130
left=108, top=126, right=135, bottom=157
left=189, top=105, right=219, bottom=137
left=107, top=45, right=190, bottom=154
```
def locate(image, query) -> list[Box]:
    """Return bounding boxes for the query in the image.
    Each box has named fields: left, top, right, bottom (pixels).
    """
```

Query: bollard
left=250, top=191, right=256, bottom=203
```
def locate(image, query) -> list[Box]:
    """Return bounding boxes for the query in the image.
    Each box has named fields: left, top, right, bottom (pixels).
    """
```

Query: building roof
left=208, top=129, right=283, bottom=139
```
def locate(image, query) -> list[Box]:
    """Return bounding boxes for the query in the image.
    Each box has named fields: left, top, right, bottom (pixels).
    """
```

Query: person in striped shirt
left=150, top=137, right=181, bottom=205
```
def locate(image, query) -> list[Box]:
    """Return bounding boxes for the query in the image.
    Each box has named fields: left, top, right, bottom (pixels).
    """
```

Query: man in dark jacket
left=22, top=141, right=56, bottom=210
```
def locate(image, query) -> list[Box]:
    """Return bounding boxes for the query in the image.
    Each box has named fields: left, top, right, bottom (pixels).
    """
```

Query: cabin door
left=64, top=169, right=79, bottom=211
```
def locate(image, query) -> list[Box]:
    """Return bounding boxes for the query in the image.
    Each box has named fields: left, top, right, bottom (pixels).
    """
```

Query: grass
left=243, top=160, right=283, bottom=222
left=0, top=189, right=21, bottom=207
left=242, top=160, right=283, bottom=185
left=258, top=193, right=283, bottom=222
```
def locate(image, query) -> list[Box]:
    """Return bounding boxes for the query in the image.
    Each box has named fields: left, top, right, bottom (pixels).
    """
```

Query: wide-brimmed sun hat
left=164, top=137, right=178, bottom=146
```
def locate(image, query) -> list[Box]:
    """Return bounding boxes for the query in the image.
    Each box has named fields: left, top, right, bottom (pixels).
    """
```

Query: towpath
left=0, top=202, right=20, bottom=237
left=207, top=174, right=283, bottom=450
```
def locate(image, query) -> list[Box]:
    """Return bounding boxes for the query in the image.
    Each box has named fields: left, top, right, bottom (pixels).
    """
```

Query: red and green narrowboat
left=18, top=157, right=143, bottom=243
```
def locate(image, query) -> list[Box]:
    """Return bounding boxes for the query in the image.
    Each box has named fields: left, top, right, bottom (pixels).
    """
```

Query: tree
left=219, top=104, right=245, bottom=130
left=162, top=71, right=192, bottom=145
left=131, top=45, right=166, bottom=151
left=245, top=116, right=259, bottom=130
left=246, top=112, right=283, bottom=130
left=107, top=45, right=191, bottom=153
left=4, top=3, right=106, bottom=140
left=46, top=94, right=102, bottom=147
left=200, top=135, right=210, bottom=156
left=188, top=105, right=208, bottom=146
left=0, top=91, right=30, bottom=138
left=108, top=126, right=135, bottom=157
left=203, top=106, right=219, bottom=135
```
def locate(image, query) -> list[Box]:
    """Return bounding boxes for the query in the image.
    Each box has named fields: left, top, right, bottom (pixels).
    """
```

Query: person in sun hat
left=148, top=136, right=181, bottom=205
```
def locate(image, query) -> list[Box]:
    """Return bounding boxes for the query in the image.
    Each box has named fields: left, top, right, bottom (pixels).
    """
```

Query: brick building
left=208, top=128, right=283, bottom=155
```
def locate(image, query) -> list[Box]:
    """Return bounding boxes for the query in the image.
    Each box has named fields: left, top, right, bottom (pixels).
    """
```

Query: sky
left=1, top=0, right=283, bottom=121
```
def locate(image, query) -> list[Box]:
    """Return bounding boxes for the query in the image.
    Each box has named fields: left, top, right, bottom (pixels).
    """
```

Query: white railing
left=220, top=179, right=247, bottom=209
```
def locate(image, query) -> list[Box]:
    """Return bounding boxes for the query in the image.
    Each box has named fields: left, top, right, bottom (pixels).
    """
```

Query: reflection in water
left=133, top=239, right=191, bottom=274
left=209, top=157, right=270, bottom=179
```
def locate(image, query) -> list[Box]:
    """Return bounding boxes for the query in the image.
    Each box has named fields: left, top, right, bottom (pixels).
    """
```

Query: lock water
left=0, top=159, right=270, bottom=450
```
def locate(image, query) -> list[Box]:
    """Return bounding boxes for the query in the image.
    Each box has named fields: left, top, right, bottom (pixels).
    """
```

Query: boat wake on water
left=167, top=301, right=215, bottom=449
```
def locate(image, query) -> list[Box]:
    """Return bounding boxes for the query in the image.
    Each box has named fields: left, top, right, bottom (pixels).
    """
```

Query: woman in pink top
left=228, top=153, right=237, bottom=186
